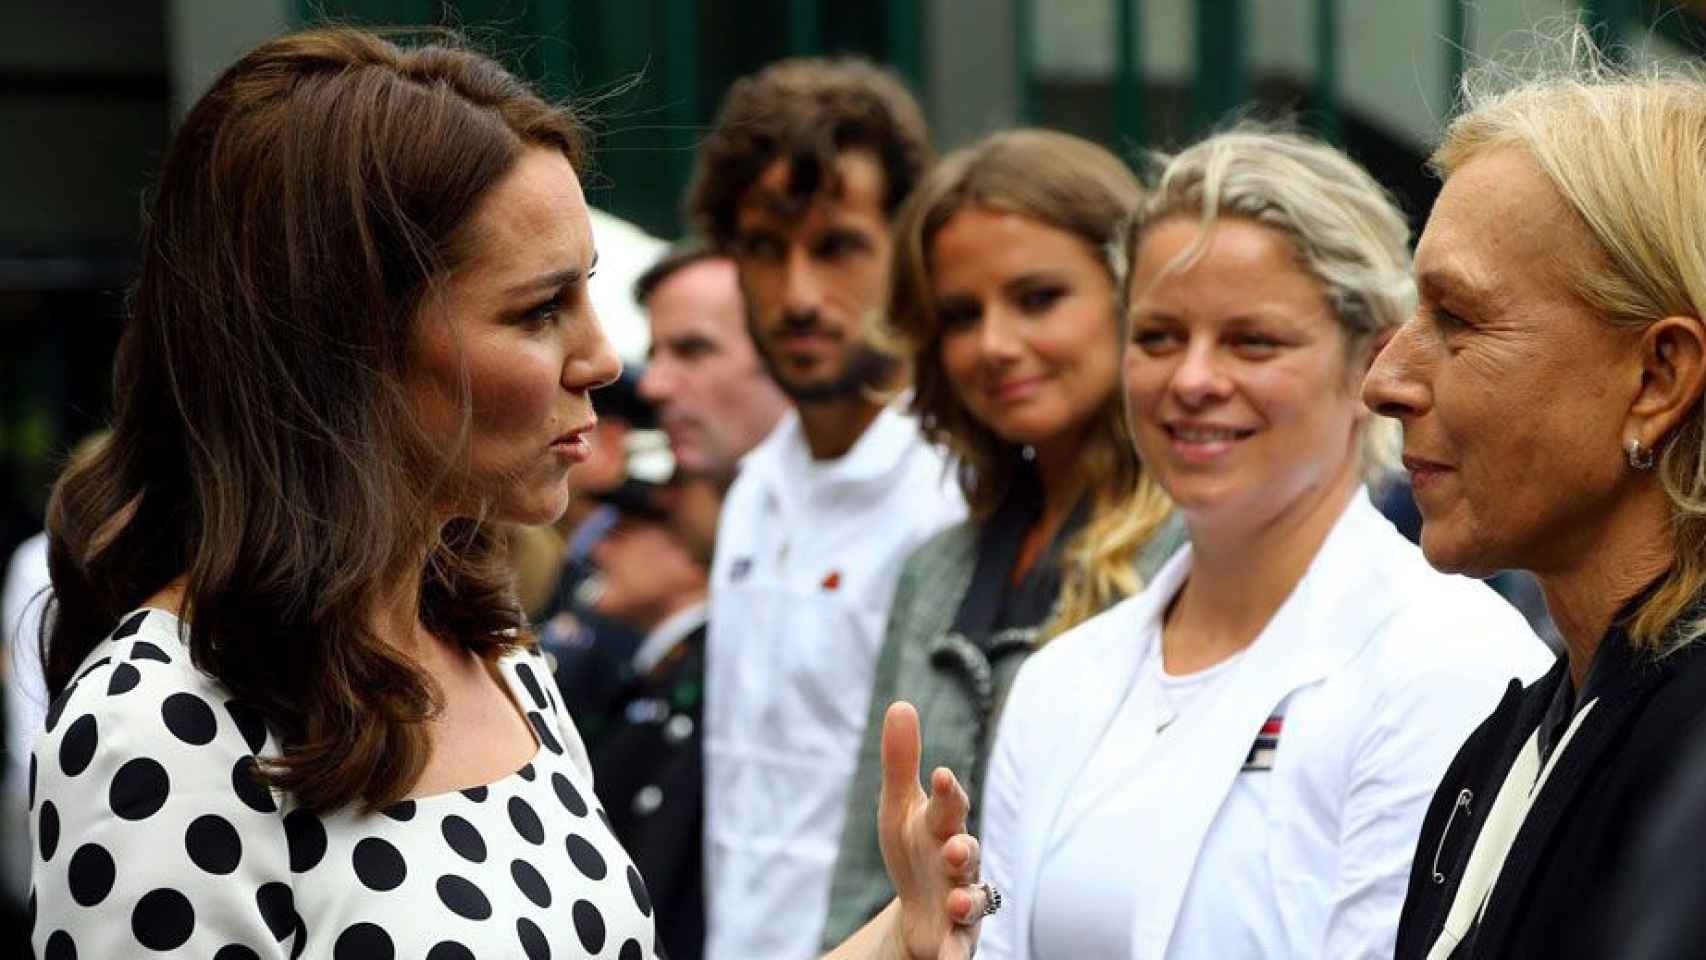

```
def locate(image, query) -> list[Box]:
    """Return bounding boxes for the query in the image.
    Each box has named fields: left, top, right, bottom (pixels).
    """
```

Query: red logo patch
left=821, top=571, right=842, bottom=591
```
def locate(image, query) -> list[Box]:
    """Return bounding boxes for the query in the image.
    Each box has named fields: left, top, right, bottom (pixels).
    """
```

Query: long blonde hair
left=886, top=128, right=1173, bottom=638
left=1436, top=25, right=1706, bottom=652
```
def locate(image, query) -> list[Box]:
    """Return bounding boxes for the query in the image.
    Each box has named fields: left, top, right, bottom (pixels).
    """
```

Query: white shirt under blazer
left=703, top=401, right=965, bottom=960
left=979, top=488, right=1553, bottom=960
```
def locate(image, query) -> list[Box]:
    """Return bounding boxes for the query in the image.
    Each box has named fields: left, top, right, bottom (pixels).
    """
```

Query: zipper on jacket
left=1431, top=788, right=1473, bottom=884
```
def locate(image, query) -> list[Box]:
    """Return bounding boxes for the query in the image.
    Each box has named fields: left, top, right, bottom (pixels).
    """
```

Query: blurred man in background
left=636, top=244, right=788, bottom=488
left=583, top=474, right=719, bottom=960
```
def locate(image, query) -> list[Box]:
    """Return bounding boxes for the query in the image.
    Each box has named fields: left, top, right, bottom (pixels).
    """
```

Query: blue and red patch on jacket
left=1243, top=716, right=1283, bottom=771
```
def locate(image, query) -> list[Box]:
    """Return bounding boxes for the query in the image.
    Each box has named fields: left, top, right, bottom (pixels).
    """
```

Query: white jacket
left=979, top=490, right=1553, bottom=960
left=703, top=402, right=965, bottom=960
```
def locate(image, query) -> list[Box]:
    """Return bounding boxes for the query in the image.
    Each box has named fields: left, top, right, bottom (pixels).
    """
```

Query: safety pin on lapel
left=1431, top=788, right=1474, bottom=884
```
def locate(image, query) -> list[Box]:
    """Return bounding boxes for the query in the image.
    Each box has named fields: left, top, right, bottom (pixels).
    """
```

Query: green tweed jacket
left=820, top=511, right=1186, bottom=947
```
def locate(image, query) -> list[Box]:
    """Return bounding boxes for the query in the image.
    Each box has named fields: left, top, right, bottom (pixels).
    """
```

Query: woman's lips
left=1163, top=422, right=1257, bottom=463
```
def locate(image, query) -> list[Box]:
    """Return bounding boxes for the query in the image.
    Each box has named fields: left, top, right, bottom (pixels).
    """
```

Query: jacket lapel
left=1466, top=677, right=1654, bottom=954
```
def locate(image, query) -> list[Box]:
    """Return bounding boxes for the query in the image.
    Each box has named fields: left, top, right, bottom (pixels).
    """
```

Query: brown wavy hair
left=886, top=129, right=1174, bottom=638
left=684, top=56, right=931, bottom=248
left=42, top=27, right=586, bottom=813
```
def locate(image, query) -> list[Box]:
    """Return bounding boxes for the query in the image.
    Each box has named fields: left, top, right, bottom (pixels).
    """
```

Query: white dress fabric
left=29, top=608, right=659, bottom=959
left=978, top=489, right=1555, bottom=960
left=703, top=401, right=965, bottom=960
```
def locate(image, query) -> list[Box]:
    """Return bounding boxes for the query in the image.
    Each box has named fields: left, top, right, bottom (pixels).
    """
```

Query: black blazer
left=588, top=622, right=707, bottom=960
left=1395, top=634, right=1706, bottom=959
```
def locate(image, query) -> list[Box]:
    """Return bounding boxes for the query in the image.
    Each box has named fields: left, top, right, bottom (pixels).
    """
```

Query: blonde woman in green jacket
left=823, top=129, right=1184, bottom=946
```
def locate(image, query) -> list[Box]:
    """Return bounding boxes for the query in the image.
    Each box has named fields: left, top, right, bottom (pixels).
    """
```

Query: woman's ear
left=1630, top=315, right=1706, bottom=446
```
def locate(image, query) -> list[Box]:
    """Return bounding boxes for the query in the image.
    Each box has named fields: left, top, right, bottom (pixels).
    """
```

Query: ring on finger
left=977, top=881, right=1002, bottom=917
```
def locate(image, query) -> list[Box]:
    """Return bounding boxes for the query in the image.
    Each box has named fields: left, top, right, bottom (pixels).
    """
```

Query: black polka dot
left=441, top=814, right=486, bottom=863
left=44, top=929, right=75, bottom=960
left=162, top=692, right=218, bottom=745
left=564, top=832, right=608, bottom=880
left=110, top=757, right=170, bottom=820
left=515, top=661, right=548, bottom=709
left=129, top=640, right=171, bottom=664
left=528, top=712, right=563, bottom=755
left=628, top=863, right=653, bottom=917
left=225, top=701, right=268, bottom=754
left=58, top=715, right=97, bottom=777
left=382, top=799, right=416, bottom=822
left=517, top=762, right=536, bottom=781
left=552, top=772, right=588, bottom=816
left=428, top=943, right=476, bottom=960
left=231, top=756, right=276, bottom=813
left=43, top=682, right=76, bottom=734
left=185, top=814, right=243, bottom=875
left=38, top=800, right=59, bottom=861
left=290, top=915, right=308, bottom=959
left=352, top=836, right=406, bottom=892
left=215, top=946, right=261, bottom=960
left=257, top=882, right=295, bottom=941
left=460, top=785, right=489, bottom=803
left=509, top=796, right=544, bottom=845
left=132, top=888, right=195, bottom=950
left=334, top=922, right=394, bottom=960
left=74, top=657, right=111, bottom=682
left=573, top=899, right=607, bottom=953
left=517, top=917, right=550, bottom=960
left=112, top=610, right=149, bottom=640
left=284, top=809, right=326, bottom=872
left=511, top=857, right=552, bottom=907
left=436, top=874, right=492, bottom=921
left=28, top=752, right=36, bottom=809
left=66, top=844, right=115, bottom=906
left=106, top=661, right=141, bottom=696
left=620, top=940, right=644, bottom=960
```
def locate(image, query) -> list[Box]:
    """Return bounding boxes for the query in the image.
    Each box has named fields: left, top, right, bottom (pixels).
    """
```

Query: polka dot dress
left=29, top=608, right=659, bottom=958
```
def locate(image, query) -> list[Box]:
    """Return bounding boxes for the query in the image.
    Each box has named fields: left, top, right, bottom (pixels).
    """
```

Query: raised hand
left=878, top=701, right=986, bottom=960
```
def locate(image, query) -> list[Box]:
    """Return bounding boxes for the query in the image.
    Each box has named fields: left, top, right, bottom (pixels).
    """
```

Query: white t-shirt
left=1033, top=636, right=1275, bottom=957
left=702, top=402, right=964, bottom=959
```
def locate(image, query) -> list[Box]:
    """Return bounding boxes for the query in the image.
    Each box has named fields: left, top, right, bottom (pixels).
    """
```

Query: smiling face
left=931, top=207, right=1120, bottom=458
left=1124, top=215, right=1367, bottom=530
left=407, top=146, right=621, bottom=526
left=1362, top=147, right=1637, bottom=576
left=733, top=149, right=895, bottom=403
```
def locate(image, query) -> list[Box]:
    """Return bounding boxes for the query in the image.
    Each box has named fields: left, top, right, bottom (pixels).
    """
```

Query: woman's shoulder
left=899, top=520, right=980, bottom=579
left=1006, top=586, right=1160, bottom=704
left=42, top=608, right=274, bottom=754
left=33, top=609, right=285, bottom=852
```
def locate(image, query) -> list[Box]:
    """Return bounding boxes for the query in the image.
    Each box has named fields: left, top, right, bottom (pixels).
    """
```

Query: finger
left=946, top=885, right=977, bottom=924
left=942, top=834, right=980, bottom=884
left=925, top=766, right=971, bottom=840
left=879, top=701, right=926, bottom=826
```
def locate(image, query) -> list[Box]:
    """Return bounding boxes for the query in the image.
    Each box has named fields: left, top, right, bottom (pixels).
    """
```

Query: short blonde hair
left=886, top=128, right=1173, bottom=638
left=1122, top=124, right=1415, bottom=480
left=1436, top=26, right=1706, bottom=652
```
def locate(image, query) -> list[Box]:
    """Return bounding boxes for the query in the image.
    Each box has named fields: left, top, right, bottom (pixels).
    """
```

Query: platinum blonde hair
left=1436, top=23, right=1706, bottom=652
left=1121, top=124, right=1415, bottom=481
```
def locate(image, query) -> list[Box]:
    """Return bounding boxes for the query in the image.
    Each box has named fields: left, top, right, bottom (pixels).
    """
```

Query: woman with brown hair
left=825, top=128, right=1183, bottom=943
left=26, top=28, right=985, bottom=960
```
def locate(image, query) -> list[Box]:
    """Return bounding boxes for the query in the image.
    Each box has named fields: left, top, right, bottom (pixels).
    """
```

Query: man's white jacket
left=702, top=402, right=965, bottom=959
